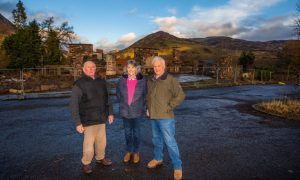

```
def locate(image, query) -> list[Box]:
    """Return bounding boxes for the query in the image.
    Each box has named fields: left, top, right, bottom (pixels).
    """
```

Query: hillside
left=191, top=36, right=285, bottom=52
left=115, top=31, right=286, bottom=69
left=122, top=31, right=286, bottom=53
left=128, top=31, right=196, bottom=49
left=117, top=31, right=219, bottom=62
left=0, top=13, right=15, bottom=38
left=0, top=13, right=16, bottom=68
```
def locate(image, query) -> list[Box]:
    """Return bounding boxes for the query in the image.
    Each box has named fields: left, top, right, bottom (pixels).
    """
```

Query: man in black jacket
left=70, top=61, right=114, bottom=174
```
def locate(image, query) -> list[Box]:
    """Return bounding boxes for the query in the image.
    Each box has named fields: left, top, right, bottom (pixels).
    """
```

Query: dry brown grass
left=256, top=99, right=300, bottom=120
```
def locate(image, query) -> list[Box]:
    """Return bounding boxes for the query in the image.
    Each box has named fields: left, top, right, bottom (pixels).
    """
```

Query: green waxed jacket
left=147, top=72, right=185, bottom=119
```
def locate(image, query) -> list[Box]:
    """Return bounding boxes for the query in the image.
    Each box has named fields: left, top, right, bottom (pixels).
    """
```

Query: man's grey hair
left=83, top=60, right=96, bottom=68
left=123, top=59, right=141, bottom=74
left=151, top=56, right=166, bottom=69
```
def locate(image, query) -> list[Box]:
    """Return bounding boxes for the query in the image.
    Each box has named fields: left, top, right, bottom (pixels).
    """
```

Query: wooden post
left=234, top=65, right=237, bottom=84
left=252, top=69, right=255, bottom=84
left=19, top=69, right=25, bottom=99
left=216, top=67, right=219, bottom=84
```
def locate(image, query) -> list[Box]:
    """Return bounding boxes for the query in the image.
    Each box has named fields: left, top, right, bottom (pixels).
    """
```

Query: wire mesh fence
left=0, top=66, right=297, bottom=96
left=0, top=69, right=22, bottom=94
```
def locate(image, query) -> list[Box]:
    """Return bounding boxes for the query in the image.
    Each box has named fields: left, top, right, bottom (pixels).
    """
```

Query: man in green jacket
left=146, top=56, right=185, bottom=180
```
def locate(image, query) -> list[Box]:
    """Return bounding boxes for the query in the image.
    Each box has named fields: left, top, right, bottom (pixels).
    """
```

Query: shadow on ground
left=0, top=84, right=300, bottom=180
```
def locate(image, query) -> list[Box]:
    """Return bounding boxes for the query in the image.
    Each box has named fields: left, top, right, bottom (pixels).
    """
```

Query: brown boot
left=123, top=152, right=131, bottom=163
left=174, top=169, right=182, bottom=180
left=147, top=159, right=163, bottom=168
left=82, top=164, right=92, bottom=174
left=96, top=158, right=112, bottom=166
left=133, top=153, right=140, bottom=163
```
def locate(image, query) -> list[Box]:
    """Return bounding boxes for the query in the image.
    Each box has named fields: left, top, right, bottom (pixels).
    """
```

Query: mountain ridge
left=127, top=31, right=197, bottom=49
left=125, top=31, right=286, bottom=52
left=191, top=36, right=285, bottom=52
left=115, top=31, right=286, bottom=68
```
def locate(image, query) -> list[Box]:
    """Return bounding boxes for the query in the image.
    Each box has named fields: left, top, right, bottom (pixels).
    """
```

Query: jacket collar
left=152, top=71, right=168, bottom=81
left=83, top=74, right=98, bottom=81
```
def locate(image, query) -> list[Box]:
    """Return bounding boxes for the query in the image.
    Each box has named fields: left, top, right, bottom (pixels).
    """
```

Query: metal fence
left=0, top=66, right=295, bottom=97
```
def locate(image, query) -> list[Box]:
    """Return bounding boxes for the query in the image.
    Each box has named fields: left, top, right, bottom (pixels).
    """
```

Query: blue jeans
left=151, top=119, right=182, bottom=170
left=123, top=118, right=141, bottom=153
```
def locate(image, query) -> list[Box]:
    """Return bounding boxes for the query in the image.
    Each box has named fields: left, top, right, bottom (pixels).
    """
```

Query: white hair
left=151, top=56, right=166, bottom=69
left=83, top=60, right=96, bottom=68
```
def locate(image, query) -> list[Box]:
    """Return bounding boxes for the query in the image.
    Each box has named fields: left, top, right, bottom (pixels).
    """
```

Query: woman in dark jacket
left=116, top=60, right=147, bottom=163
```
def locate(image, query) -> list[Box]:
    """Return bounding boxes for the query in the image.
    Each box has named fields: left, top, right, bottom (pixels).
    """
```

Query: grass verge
left=254, top=99, right=300, bottom=120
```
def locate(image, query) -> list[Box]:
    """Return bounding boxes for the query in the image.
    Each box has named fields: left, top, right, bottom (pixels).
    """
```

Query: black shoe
left=96, top=158, right=112, bottom=166
left=83, top=164, right=92, bottom=174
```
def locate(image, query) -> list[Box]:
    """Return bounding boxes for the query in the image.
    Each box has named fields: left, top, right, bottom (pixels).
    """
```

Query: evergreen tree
left=3, top=1, right=74, bottom=68
left=27, top=20, right=42, bottom=67
left=239, top=51, right=255, bottom=72
left=2, top=20, right=42, bottom=68
left=43, top=31, right=62, bottom=65
left=12, top=0, right=27, bottom=29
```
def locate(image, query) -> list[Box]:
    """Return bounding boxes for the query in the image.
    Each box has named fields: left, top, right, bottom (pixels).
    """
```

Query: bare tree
left=40, top=16, right=74, bottom=45
left=295, top=1, right=300, bottom=39
left=279, top=40, right=300, bottom=83
left=40, top=17, right=74, bottom=65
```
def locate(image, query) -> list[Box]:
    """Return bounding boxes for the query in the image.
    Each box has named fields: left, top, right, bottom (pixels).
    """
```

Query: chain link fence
left=0, top=66, right=296, bottom=97
left=180, top=66, right=269, bottom=89
left=0, top=69, right=22, bottom=94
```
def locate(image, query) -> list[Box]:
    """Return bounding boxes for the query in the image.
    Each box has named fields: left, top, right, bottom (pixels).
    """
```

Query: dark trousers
left=123, top=118, right=141, bottom=153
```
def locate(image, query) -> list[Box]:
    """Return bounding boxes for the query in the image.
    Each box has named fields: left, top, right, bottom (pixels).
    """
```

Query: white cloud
left=126, top=8, right=138, bottom=16
left=27, top=11, right=69, bottom=25
left=152, top=0, right=293, bottom=40
left=0, top=1, right=15, bottom=17
left=118, top=32, right=136, bottom=42
left=0, top=1, right=67, bottom=25
left=95, top=32, right=137, bottom=52
left=153, top=16, right=187, bottom=37
left=71, top=34, right=90, bottom=44
left=29, top=12, right=55, bottom=22
left=239, top=16, right=295, bottom=41
left=95, top=38, right=117, bottom=52
left=167, top=7, right=177, bottom=15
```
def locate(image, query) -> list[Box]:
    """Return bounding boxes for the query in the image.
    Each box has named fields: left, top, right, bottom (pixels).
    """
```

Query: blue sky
left=0, top=0, right=298, bottom=52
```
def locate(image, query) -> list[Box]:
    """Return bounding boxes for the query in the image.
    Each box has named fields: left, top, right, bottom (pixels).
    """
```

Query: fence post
left=234, top=66, right=237, bottom=84
left=20, top=69, right=25, bottom=99
left=216, top=67, right=219, bottom=85
left=252, top=69, right=255, bottom=84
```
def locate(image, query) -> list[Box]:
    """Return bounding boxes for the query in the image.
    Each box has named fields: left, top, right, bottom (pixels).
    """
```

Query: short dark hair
left=123, top=59, right=141, bottom=74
